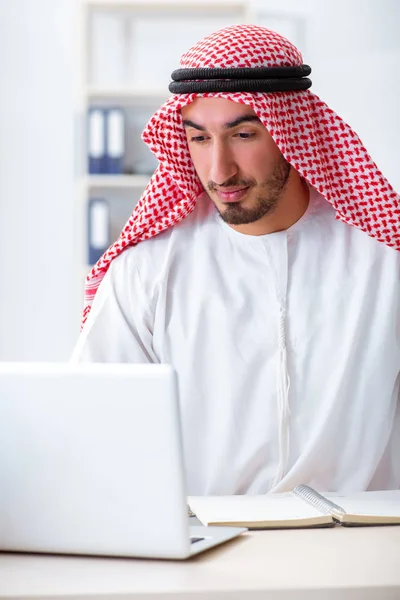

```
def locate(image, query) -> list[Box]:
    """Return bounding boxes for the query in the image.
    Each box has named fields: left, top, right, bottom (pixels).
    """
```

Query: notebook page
left=188, top=493, right=328, bottom=525
left=324, top=490, right=400, bottom=517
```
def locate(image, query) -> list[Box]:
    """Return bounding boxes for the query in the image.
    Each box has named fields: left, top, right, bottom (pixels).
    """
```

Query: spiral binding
left=293, top=484, right=346, bottom=518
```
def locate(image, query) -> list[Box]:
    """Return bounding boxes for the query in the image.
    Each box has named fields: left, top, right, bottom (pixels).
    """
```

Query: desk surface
left=1, top=526, right=400, bottom=600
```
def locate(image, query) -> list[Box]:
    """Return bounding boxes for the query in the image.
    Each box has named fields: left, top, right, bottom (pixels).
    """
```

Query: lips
left=215, top=187, right=250, bottom=203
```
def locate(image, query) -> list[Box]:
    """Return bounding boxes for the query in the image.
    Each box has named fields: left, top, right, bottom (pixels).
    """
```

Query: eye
left=235, top=132, right=255, bottom=140
left=189, top=135, right=208, bottom=143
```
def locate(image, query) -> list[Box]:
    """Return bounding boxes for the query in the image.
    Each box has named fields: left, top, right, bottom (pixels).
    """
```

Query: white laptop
left=0, top=362, right=245, bottom=559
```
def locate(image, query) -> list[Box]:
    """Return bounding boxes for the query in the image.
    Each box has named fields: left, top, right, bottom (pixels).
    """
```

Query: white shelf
left=87, top=87, right=169, bottom=104
left=86, top=175, right=151, bottom=188
left=85, top=0, right=246, bottom=11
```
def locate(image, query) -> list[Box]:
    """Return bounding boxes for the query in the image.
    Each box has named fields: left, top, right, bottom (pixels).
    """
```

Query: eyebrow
left=182, top=115, right=261, bottom=131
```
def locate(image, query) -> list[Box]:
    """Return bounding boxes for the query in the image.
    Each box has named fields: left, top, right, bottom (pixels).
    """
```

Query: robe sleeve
left=70, top=252, right=158, bottom=364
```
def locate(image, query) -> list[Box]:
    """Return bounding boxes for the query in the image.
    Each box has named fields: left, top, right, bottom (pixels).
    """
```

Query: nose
left=209, top=140, right=237, bottom=186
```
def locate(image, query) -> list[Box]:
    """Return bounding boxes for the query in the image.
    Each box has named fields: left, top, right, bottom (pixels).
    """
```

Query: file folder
left=87, top=108, right=107, bottom=174
left=106, top=107, right=125, bottom=174
left=87, top=197, right=110, bottom=265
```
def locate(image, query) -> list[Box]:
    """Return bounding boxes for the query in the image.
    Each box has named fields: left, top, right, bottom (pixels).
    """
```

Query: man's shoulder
left=312, top=188, right=400, bottom=264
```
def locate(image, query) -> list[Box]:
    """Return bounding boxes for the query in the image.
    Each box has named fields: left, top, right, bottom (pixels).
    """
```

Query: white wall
left=305, top=0, right=400, bottom=190
left=0, top=0, right=80, bottom=361
left=251, top=0, right=400, bottom=188
left=0, top=0, right=398, bottom=361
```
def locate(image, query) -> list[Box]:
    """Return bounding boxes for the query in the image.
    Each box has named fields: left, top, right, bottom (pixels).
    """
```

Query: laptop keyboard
left=190, top=536, right=205, bottom=544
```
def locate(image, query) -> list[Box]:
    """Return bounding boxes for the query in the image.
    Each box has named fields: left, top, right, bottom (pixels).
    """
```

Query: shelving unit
left=78, top=0, right=251, bottom=300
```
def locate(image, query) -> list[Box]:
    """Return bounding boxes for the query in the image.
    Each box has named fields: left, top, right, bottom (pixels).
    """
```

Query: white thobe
left=72, top=187, right=400, bottom=494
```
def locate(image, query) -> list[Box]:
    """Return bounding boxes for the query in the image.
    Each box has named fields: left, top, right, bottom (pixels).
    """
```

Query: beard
left=207, top=156, right=291, bottom=226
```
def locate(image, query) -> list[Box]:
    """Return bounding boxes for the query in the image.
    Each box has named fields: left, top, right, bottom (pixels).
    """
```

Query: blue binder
left=87, top=108, right=107, bottom=174
left=105, top=107, right=125, bottom=174
left=87, top=197, right=110, bottom=265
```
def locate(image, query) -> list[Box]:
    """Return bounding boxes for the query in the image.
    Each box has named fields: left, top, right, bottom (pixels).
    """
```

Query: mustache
left=207, top=178, right=254, bottom=192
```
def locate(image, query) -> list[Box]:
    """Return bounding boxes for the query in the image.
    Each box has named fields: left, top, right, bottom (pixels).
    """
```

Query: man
left=72, top=24, right=400, bottom=495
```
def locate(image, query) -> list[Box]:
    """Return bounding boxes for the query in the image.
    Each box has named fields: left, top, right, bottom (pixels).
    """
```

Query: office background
left=0, top=0, right=399, bottom=362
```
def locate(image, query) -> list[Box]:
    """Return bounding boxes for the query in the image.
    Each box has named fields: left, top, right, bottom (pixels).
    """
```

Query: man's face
left=181, top=97, right=291, bottom=229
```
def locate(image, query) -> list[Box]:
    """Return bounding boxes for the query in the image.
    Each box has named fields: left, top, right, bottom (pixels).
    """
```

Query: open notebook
left=188, top=486, right=400, bottom=529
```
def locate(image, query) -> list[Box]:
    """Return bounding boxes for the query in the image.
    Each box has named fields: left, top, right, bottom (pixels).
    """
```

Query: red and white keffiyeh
left=82, top=24, right=400, bottom=328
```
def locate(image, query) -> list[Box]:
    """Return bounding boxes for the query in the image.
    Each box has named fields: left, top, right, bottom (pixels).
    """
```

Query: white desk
left=1, top=526, right=400, bottom=599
